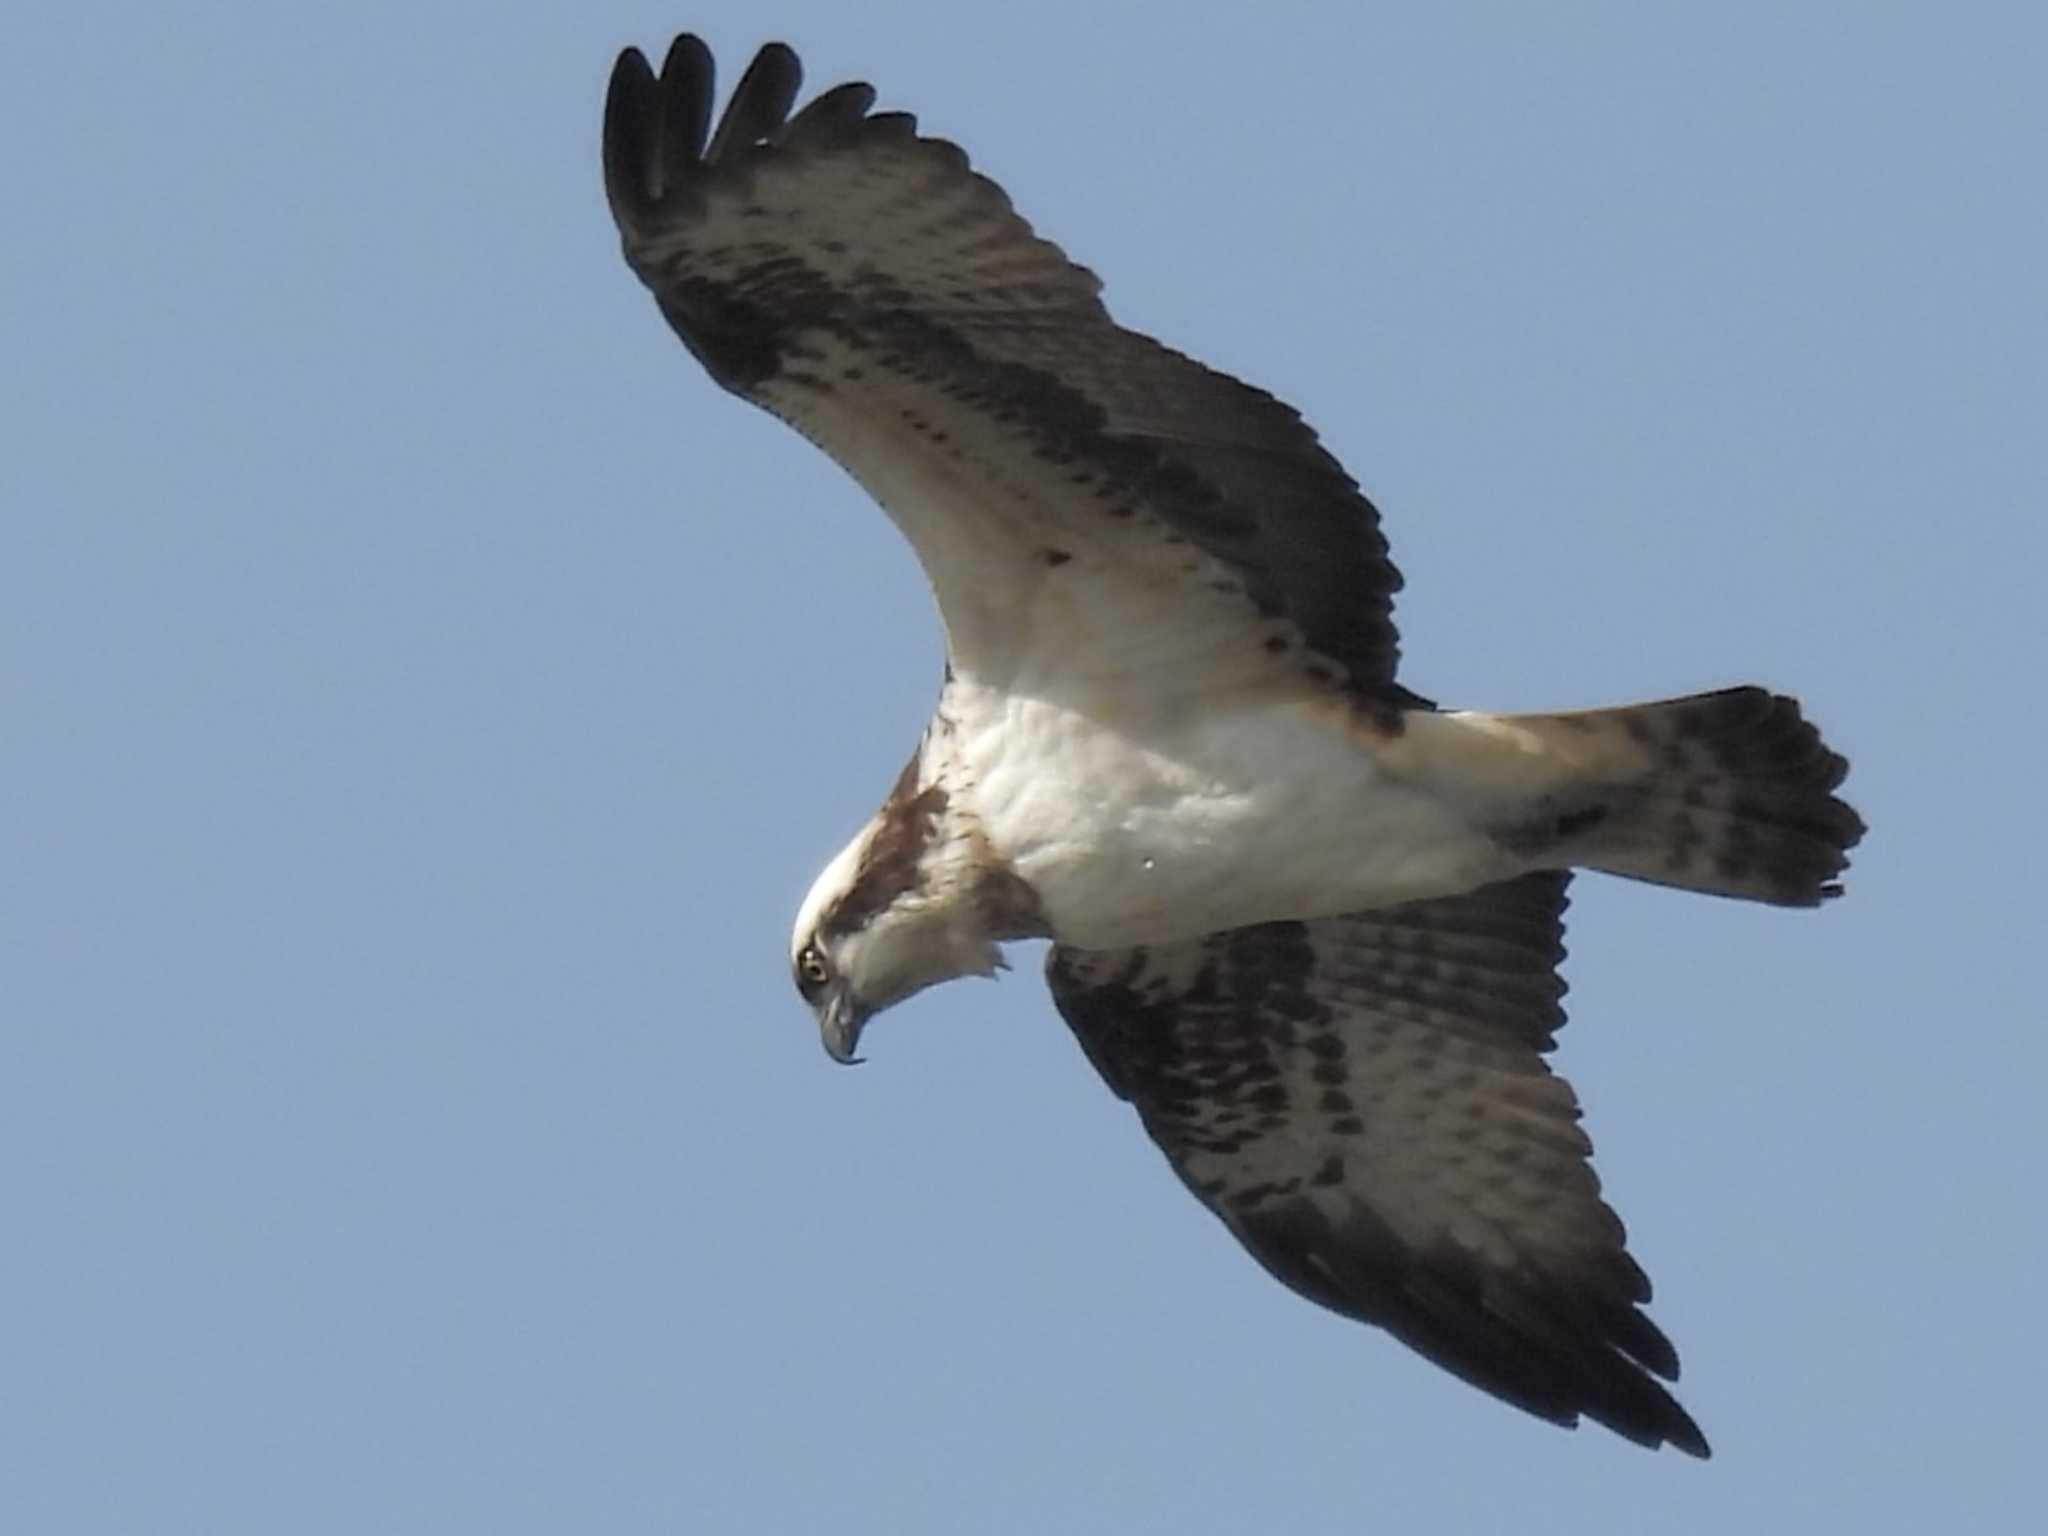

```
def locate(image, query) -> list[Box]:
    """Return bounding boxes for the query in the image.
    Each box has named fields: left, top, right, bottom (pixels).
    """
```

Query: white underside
left=941, top=675, right=1540, bottom=950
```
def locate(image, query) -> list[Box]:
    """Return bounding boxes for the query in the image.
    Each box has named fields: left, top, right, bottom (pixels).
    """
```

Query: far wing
left=604, top=38, right=1413, bottom=708
left=1047, top=873, right=1710, bottom=1456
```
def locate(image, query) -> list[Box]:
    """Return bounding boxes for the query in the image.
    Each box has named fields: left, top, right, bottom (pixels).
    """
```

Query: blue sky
left=6, top=2, right=2043, bottom=1530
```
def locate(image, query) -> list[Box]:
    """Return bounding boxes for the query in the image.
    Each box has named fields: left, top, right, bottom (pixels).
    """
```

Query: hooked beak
left=819, top=985, right=869, bottom=1066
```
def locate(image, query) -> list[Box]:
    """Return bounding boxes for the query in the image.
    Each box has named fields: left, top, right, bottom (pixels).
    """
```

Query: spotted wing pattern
left=1048, top=873, right=1710, bottom=1456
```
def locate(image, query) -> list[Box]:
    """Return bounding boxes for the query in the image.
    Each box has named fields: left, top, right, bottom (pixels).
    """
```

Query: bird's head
left=789, top=792, right=1009, bottom=1064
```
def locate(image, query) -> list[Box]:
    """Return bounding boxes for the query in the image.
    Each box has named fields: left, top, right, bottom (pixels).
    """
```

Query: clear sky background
left=6, top=2, right=2043, bottom=1531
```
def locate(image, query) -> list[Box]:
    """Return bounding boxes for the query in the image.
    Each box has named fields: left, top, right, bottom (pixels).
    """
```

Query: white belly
left=942, top=676, right=1523, bottom=950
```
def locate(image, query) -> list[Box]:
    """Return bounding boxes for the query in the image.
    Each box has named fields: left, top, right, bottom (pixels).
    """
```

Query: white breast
left=940, top=673, right=1526, bottom=951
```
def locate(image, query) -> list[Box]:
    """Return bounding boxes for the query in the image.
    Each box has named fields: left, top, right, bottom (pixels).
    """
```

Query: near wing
left=604, top=37, right=1414, bottom=705
left=1047, top=873, right=1711, bottom=1456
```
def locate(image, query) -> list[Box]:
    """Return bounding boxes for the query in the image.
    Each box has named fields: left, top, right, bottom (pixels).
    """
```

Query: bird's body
left=889, top=672, right=1665, bottom=951
left=929, top=678, right=1508, bottom=948
left=603, top=33, right=1865, bottom=1457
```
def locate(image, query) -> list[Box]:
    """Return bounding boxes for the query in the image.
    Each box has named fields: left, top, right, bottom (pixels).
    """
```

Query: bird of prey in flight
left=602, top=34, right=1864, bottom=1457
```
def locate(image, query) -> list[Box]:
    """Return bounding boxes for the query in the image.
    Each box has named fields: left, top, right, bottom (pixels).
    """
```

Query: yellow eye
left=797, top=944, right=830, bottom=987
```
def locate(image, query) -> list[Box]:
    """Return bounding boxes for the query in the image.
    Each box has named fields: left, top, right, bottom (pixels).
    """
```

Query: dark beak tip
left=820, top=990, right=870, bottom=1066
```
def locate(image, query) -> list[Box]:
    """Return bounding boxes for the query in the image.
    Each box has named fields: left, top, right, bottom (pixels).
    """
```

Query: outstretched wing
left=604, top=38, right=1416, bottom=710
left=1046, top=873, right=1711, bottom=1456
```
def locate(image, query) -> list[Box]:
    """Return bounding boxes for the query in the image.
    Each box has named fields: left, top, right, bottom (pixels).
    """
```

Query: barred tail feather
left=1507, top=687, right=1865, bottom=907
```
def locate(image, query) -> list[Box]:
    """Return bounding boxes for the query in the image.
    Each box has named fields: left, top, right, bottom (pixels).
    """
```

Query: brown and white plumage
left=603, top=37, right=1412, bottom=711
left=602, top=34, right=1864, bottom=1457
left=1051, top=873, right=1704, bottom=1453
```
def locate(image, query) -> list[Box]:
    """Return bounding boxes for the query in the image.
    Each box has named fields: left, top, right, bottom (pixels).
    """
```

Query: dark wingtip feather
left=605, top=36, right=813, bottom=240
left=705, top=41, right=803, bottom=165
left=602, top=48, right=659, bottom=228
left=1670, top=1410, right=1714, bottom=1459
left=783, top=80, right=881, bottom=150
left=1306, top=1225, right=1711, bottom=1457
left=655, top=34, right=716, bottom=193
left=1600, top=1388, right=1712, bottom=1458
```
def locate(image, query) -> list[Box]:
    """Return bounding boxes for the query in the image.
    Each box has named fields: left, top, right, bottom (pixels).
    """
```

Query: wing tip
left=604, top=36, right=819, bottom=234
left=601, top=46, right=660, bottom=228
left=703, top=39, right=805, bottom=165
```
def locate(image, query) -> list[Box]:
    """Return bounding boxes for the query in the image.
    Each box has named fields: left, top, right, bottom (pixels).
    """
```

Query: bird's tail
left=1470, top=687, right=1864, bottom=906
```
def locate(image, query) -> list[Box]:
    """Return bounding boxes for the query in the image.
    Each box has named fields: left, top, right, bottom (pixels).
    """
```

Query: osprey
left=604, top=35, right=1864, bottom=1457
